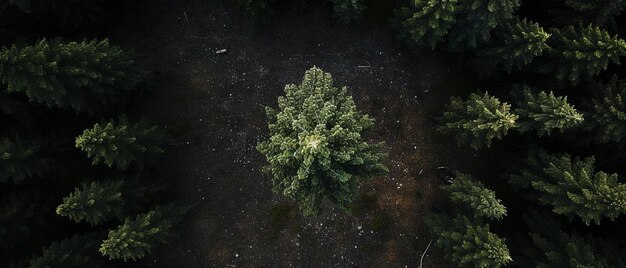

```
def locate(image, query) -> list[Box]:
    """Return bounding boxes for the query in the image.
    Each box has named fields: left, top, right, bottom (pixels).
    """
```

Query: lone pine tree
left=589, top=77, right=626, bottom=143
left=0, top=39, right=141, bottom=112
left=0, top=137, right=46, bottom=184
left=257, top=66, right=388, bottom=216
left=438, top=92, right=518, bottom=150
left=75, top=116, right=166, bottom=170
left=514, top=88, right=584, bottom=136
left=510, top=149, right=626, bottom=225
left=544, top=25, right=626, bottom=85
left=99, top=204, right=188, bottom=261
left=426, top=214, right=512, bottom=268
left=445, top=172, right=507, bottom=220
left=30, top=233, right=102, bottom=268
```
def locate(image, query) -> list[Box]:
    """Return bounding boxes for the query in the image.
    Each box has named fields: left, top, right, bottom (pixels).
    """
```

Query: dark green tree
left=0, top=193, right=45, bottom=251
left=445, top=172, right=507, bottom=220
left=426, top=214, right=512, bottom=268
left=438, top=92, right=518, bottom=150
left=393, top=0, right=459, bottom=49
left=477, top=18, right=550, bottom=74
left=0, top=39, right=141, bottom=112
left=510, top=150, right=626, bottom=225
left=331, top=0, right=365, bottom=24
left=547, top=0, right=626, bottom=27
left=56, top=179, right=144, bottom=226
left=257, top=67, right=388, bottom=216
left=0, top=137, right=46, bottom=184
left=544, top=25, right=626, bottom=85
left=29, top=233, right=102, bottom=268
left=447, top=0, right=520, bottom=49
left=514, top=88, right=584, bottom=136
left=75, top=116, right=166, bottom=170
left=589, top=77, right=626, bottom=143
left=99, top=204, right=188, bottom=261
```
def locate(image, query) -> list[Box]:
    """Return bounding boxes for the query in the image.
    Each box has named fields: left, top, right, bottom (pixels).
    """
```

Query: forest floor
left=111, top=0, right=494, bottom=267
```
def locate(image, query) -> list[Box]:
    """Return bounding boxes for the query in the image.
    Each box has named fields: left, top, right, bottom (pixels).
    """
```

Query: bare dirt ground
left=111, top=0, right=493, bottom=266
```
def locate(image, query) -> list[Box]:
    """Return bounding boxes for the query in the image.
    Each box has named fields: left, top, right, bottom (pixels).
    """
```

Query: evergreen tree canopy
left=515, top=88, right=584, bottom=136
left=257, top=67, right=388, bottom=216
left=56, top=179, right=127, bottom=226
left=99, top=204, right=188, bottom=261
left=445, top=172, right=507, bottom=220
left=447, top=0, right=519, bottom=49
left=590, top=77, right=626, bottom=143
left=549, top=0, right=626, bottom=27
left=0, top=136, right=46, bottom=184
left=426, top=214, right=512, bottom=268
left=393, top=0, right=459, bottom=49
left=331, top=0, right=365, bottom=24
left=545, top=25, right=626, bottom=85
left=438, top=92, right=518, bottom=150
left=29, top=233, right=102, bottom=268
left=0, top=39, right=141, bottom=112
left=510, top=150, right=626, bottom=225
left=478, top=18, right=550, bottom=74
left=75, top=116, right=166, bottom=170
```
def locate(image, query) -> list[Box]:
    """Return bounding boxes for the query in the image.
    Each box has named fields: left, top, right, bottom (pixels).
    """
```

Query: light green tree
left=257, top=67, right=388, bottom=216
left=515, top=88, right=584, bottom=136
left=445, top=172, right=507, bottom=220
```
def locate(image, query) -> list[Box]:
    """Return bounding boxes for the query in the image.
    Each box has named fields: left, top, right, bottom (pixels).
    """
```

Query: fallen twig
left=419, top=239, right=433, bottom=268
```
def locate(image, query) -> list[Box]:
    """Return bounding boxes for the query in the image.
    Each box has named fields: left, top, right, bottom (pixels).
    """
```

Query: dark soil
left=110, top=0, right=494, bottom=266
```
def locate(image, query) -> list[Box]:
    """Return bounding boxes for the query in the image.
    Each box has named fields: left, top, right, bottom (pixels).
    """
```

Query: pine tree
left=426, top=214, right=512, bottom=268
left=445, top=172, right=507, bottom=220
left=331, top=0, right=365, bottom=24
left=393, top=0, right=459, bottom=49
left=75, top=116, right=166, bottom=170
left=0, top=39, right=141, bottom=112
left=544, top=25, right=626, bottom=85
left=514, top=88, right=584, bottom=136
left=438, top=92, right=518, bottom=150
left=257, top=67, right=388, bottom=216
left=549, top=0, right=626, bottom=27
left=30, top=233, right=102, bottom=268
left=589, top=77, right=626, bottom=143
left=99, top=204, right=188, bottom=261
left=447, top=0, right=520, bottom=49
left=510, top=149, right=626, bottom=225
left=0, top=137, right=47, bottom=184
left=56, top=179, right=137, bottom=226
left=478, top=18, right=550, bottom=74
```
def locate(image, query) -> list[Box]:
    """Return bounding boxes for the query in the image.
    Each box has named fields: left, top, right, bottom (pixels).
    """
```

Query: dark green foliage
left=447, top=0, right=519, bottom=49
left=477, top=18, right=550, bottom=74
left=445, top=172, right=507, bottom=220
left=589, top=77, right=626, bottom=143
left=544, top=25, right=626, bottom=85
left=331, top=0, right=365, bottom=24
left=393, top=0, right=459, bottom=49
left=29, top=233, right=102, bottom=268
left=99, top=204, right=188, bottom=261
left=75, top=116, right=166, bottom=170
left=515, top=88, right=584, bottom=136
left=510, top=150, right=626, bottom=225
left=549, top=0, right=626, bottom=27
left=0, top=39, right=141, bottom=112
left=438, top=92, right=518, bottom=150
left=56, top=178, right=147, bottom=226
left=0, top=193, right=44, bottom=250
left=257, top=67, right=388, bottom=216
left=3, top=0, right=104, bottom=27
left=426, top=214, right=512, bottom=268
left=0, top=137, right=46, bottom=184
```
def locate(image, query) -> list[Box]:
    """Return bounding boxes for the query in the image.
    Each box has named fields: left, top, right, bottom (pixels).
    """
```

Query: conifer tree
left=257, top=67, right=388, bottom=216
left=331, top=0, right=365, bottom=24
left=544, top=25, right=626, bottom=85
left=438, top=92, right=518, bottom=150
left=56, top=179, right=135, bottom=226
left=548, top=0, right=626, bottom=27
left=75, top=116, right=166, bottom=170
left=99, top=204, right=188, bottom=261
left=0, top=39, right=141, bottom=112
left=478, top=19, right=550, bottom=74
left=426, top=214, right=512, bottom=268
left=393, top=0, right=459, bottom=49
left=445, top=172, right=507, bottom=220
left=0, top=137, right=46, bottom=184
left=589, top=77, right=626, bottom=143
left=29, top=233, right=102, bottom=268
left=510, top=150, right=626, bottom=225
left=447, top=0, right=520, bottom=49
left=514, top=88, right=584, bottom=136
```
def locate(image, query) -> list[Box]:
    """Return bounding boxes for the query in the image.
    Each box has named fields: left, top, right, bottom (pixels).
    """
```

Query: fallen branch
left=419, top=239, right=433, bottom=268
